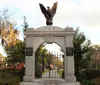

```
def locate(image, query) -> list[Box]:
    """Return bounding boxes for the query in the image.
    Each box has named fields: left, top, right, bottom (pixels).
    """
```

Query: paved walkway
left=42, top=70, right=60, bottom=78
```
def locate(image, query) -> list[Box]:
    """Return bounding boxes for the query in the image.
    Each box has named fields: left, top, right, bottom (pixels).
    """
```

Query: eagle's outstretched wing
left=39, top=3, right=48, bottom=19
left=51, top=2, right=58, bottom=17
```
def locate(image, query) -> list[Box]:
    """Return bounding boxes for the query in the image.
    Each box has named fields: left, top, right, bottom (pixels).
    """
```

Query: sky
left=0, top=0, right=100, bottom=56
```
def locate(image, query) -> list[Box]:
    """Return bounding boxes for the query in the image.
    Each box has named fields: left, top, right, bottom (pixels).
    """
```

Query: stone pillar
left=23, top=36, right=35, bottom=82
left=23, top=56, right=35, bottom=82
left=65, top=36, right=76, bottom=82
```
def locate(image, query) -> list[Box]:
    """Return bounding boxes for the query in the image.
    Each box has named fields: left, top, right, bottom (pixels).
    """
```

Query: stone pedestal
left=65, top=55, right=76, bottom=82
left=23, top=56, right=35, bottom=82
left=20, top=78, right=80, bottom=85
left=20, top=82, right=80, bottom=85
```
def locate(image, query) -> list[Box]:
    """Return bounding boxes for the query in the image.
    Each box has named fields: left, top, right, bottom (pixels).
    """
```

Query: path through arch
left=35, top=43, right=64, bottom=79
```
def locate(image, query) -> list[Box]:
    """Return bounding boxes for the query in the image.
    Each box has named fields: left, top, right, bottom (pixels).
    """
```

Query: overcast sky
left=0, top=0, right=100, bottom=55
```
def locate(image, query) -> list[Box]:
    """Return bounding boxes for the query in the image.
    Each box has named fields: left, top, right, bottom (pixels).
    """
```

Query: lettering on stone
left=26, top=47, right=33, bottom=56
left=66, top=47, right=74, bottom=56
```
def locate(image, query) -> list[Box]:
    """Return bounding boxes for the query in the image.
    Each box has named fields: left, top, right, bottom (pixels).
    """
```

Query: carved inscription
left=26, top=47, right=33, bottom=56
left=66, top=47, right=74, bottom=56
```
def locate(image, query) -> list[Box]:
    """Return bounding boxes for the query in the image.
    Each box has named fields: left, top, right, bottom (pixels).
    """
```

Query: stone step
left=20, top=82, right=80, bottom=85
left=44, top=83, right=58, bottom=85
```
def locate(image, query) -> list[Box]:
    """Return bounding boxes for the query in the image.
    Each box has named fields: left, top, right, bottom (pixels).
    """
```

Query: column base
left=23, top=76, right=34, bottom=82
left=65, top=75, right=76, bottom=82
left=65, top=73, right=76, bottom=82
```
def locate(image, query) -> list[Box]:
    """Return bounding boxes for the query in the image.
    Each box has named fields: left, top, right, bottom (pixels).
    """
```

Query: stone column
left=23, top=55, right=35, bottom=82
left=65, top=36, right=76, bottom=82
left=23, top=36, right=35, bottom=82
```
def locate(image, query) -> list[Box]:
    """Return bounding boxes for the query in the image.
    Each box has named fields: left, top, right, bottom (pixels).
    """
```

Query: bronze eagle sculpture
left=39, top=2, right=58, bottom=25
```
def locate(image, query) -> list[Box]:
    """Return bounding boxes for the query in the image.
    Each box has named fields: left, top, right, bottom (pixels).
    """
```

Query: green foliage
left=0, top=72, right=20, bottom=85
left=0, top=67, right=25, bottom=80
left=77, top=70, right=95, bottom=85
left=74, top=29, right=86, bottom=71
left=77, top=69, right=100, bottom=85
left=22, top=16, right=28, bottom=31
left=57, top=69, right=63, bottom=77
left=83, top=69, right=100, bottom=80
left=93, top=78, right=100, bottom=85
left=35, top=44, right=64, bottom=78
left=35, top=45, right=46, bottom=78
left=73, top=28, right=95, bottom=78
left=76, top=70, right=87, bottom=82
left=5, top=40, right=25, bottom=65
left=82, top=80, right=95, bottom=85
left=35, top=64, right=42, bottom=78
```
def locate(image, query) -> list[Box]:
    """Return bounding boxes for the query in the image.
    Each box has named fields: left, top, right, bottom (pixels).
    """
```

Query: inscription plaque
left=66, top=47, right=74, bottom=56
left=26, top=47, right=33, bottom=56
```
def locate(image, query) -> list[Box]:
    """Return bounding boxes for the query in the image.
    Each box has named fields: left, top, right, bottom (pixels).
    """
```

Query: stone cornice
left=25, top=26, right=75, bottom=37
left=25, top=31, right=75, bottom=37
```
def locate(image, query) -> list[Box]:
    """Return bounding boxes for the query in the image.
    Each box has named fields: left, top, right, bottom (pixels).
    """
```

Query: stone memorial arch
left=20, top=26, right=80, bottom=85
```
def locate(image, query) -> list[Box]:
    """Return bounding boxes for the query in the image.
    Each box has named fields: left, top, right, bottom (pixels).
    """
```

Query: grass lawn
left=42, top=69, right=49, bottom=74
left=57, top=69, right=63, bottom=77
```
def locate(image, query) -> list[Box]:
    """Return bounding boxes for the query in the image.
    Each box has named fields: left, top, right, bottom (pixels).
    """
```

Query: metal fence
left=35, top=51, right=64, bottom=79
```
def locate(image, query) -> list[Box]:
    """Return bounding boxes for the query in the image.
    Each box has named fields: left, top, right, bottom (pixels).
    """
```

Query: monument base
left=20, top=79, right=80, bottom=85
left=20, top=82, right=80, bottom=85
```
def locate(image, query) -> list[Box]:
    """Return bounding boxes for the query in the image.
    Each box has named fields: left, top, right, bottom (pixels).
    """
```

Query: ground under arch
left=35, top=42, right=64, bottom=79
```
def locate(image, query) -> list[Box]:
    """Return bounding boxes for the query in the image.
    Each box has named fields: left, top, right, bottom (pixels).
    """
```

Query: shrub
left=13, top=68, right=25, bottom=80
left=8, top=76, right=20, bottom=85
left=76, top=70, right=87, bottom=82
left=93, top=78, right=100, bottom=85
left=83, top=69, right=100, bottom=80
left=0, top=72, right=20, bottom=85
left=82, top=80, right=95, bottom=85
left=76, top=70, right=95, bottom=85
left=76, top=69, right=100, bottom=81
left=35, top=64, right=42, bottom=78
left=0, top=67, right=25, bottom=81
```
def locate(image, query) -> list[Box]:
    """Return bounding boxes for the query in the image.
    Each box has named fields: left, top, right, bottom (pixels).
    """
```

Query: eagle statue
left=39, top=2, right=58, bottom=25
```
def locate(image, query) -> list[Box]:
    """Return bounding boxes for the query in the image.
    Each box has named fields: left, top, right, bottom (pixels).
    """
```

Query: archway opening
left=35, top=43, right=64, bottom=79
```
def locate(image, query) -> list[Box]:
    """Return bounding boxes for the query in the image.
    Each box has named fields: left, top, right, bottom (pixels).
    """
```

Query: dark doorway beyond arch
left=35, top=43, right=64, bottom=79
